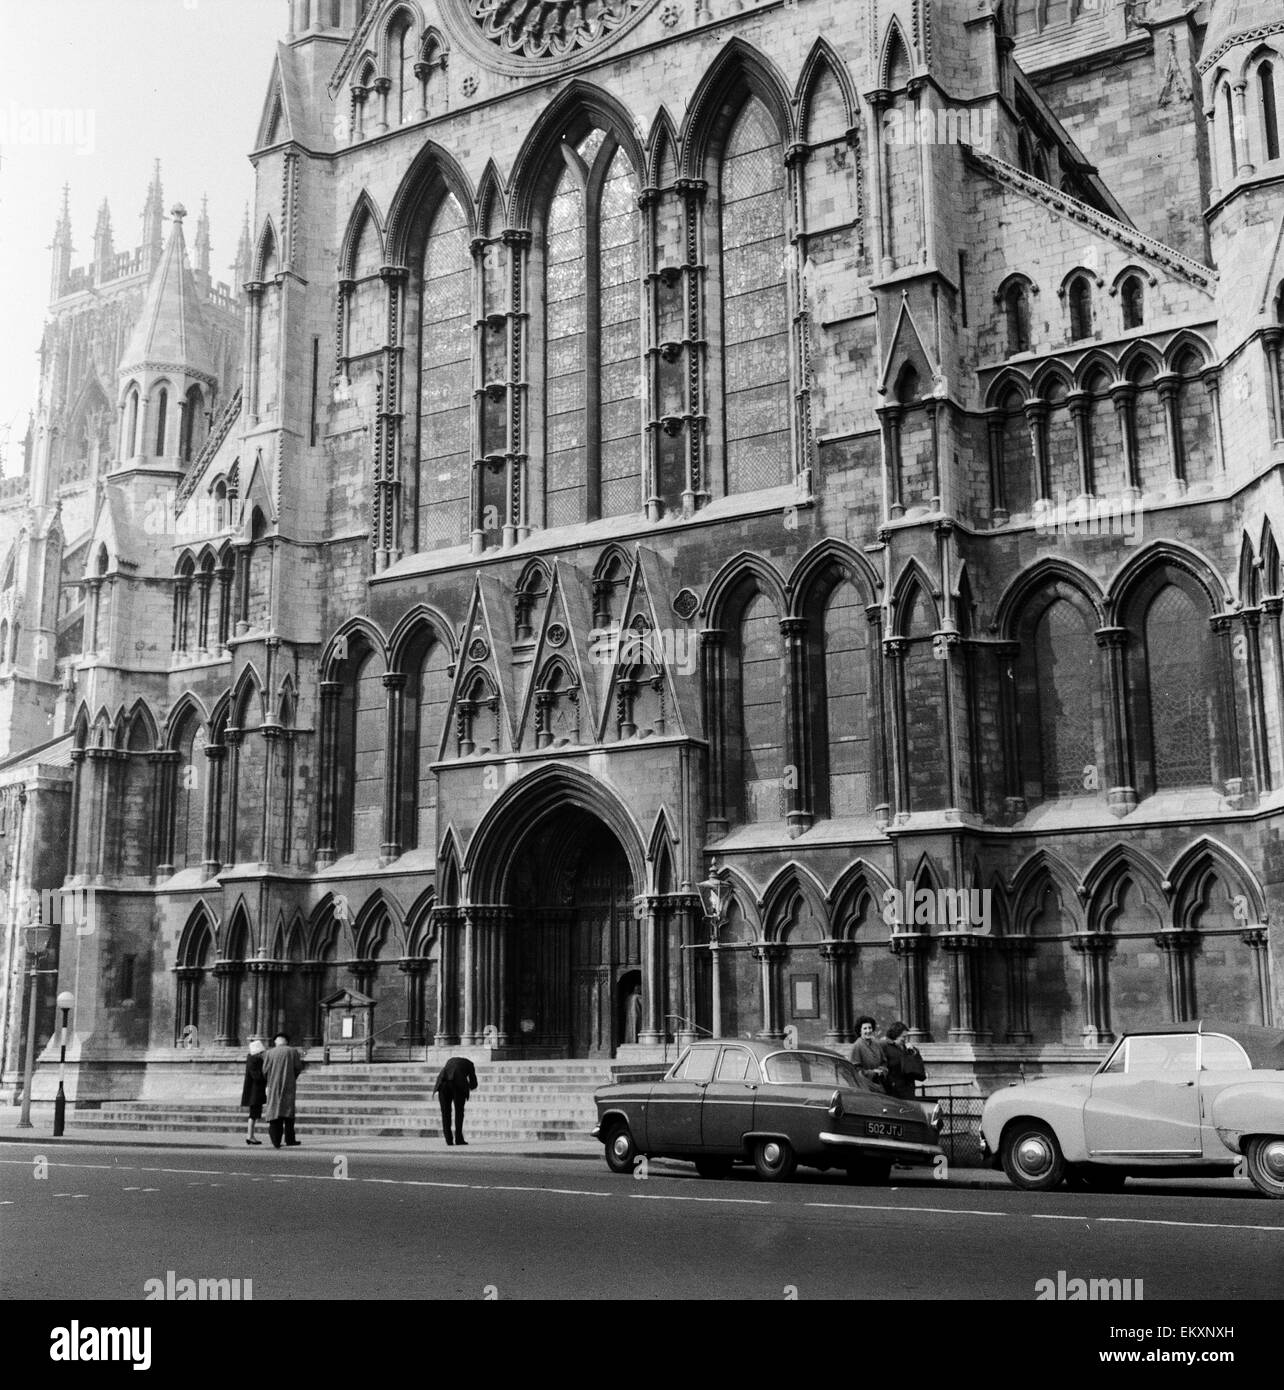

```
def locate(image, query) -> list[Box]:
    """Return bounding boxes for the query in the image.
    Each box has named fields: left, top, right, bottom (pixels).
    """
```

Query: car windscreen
left=762, top=1051, right=861, bottom=1088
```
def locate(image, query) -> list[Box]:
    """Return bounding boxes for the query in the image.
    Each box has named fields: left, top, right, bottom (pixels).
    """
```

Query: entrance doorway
left=508, top=813, right=640, bottom=1058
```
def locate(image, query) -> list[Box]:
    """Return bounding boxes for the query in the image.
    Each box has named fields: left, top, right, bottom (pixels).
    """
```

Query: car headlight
left=827, top=1088, right=843, bottom=1120
left=929, top=1103, right=943, bottom=1132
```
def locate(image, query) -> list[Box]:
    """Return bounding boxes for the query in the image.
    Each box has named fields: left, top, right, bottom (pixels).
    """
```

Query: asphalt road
left=2, top=1142, right=1281, bottom=1302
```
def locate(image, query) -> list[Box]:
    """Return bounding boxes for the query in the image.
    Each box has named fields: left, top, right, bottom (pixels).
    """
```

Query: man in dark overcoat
left=433, top=1055, right=478, bottom=1146
left=263, top=1033, right=306, bottom=1149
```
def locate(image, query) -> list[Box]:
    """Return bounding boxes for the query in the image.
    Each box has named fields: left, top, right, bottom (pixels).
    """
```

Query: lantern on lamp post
left=17, top=921, right=56, bottom=1130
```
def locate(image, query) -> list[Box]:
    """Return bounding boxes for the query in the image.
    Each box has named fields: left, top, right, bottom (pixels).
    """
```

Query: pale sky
left=0, top=0, right=287, bottom=474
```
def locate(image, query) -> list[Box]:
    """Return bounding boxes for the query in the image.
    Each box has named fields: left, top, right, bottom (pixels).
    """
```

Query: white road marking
left=632, top=1193, right=770, bottom=1205
left=806, top=1202, right=1007, bottom=1217
left=1098, top=1217, right=1284, bottom=1233
left=486, top=1185, right=611, bottom=1198
left=1031, top=1214, right=1090, bottom=1221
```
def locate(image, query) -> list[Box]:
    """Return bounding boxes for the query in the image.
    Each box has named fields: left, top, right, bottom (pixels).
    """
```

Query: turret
left=233, top=205, right=253, bottom=293
left=50, top=186, right=72, bottom=300
left=195, top=194, right=212, bottom=291
left=1200, top=0, right=1283, bottom=214
left=92, top=199, right=115, bottom=283
left=286, top=0, right=352, bottom=39
left=140, top=160, right=165, bottom=270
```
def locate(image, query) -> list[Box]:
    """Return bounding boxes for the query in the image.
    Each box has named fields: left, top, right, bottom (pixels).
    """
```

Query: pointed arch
left=353, top=887, right=406, bottom=958
left=796, top=36, right=858, bottom=137
left=384, top=140, right=476, bottom=265
left=646, top=807, right=679, bottom=895
left=679, top=36, right=794, bottom=177
left=759, top=861, right=828, bottom=939
left=231, top=664, right=266, bottom=729
left=252, top=217, right=280, bottom=283
left=985, top=365, right=1033, bottom=410
left=220, top=897, right=254, bottom=959
left=1163, top=329, right=1214, bottom=375
left=879, top=18, right=914, bottom=90
left=786, top=538, right=881, bottom=617
left=1081, top=843, right=1167, bottom=923
left=994, top=556, right=1106, bottom=638
left=1009, top=849, right=1086, bottom=934
left=890, top=559, right=940, bottom=635
left=701, top=551, right=788, bottom=627
left=387, top=603, right=456, bottom=673
left=827, top=858, right=895, bottom=930
left=124, top=698, right=159, bottom=751
left=1168, top=836, right=1267, bottom=926
left=177, top=900, right=218, bottom=967
left=339, top=190, right=386, bottom=279
left=320, top=616, right=388, bottom=680
left=475, top=159, right=507, bottom=235
left=645, top=107, right=680, bottom=188
left=508, top=81, right=647, bottom=230
left=1106, top=540, right=1232, bottom=621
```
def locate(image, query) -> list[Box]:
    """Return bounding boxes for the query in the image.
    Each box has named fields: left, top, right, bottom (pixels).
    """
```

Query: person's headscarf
left=248, top=1039, right=266, bottom=1056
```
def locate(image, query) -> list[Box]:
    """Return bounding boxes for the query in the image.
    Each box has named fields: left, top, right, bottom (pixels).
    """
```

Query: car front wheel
left=603, top=1122, right=639, bottom=1175
left=1244, top=1136, right=1284, bottom=1199
left=1001, top=1120, right=1065, bottom=1191
left=752, top=1137, right=797, bottom=1182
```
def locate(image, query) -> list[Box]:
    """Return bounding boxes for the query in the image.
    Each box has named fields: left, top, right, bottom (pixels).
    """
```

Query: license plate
left=865, top=1121, right=903, bottom=1139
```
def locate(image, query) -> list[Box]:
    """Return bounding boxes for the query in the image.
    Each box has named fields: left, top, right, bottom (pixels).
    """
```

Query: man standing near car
left=851, top=1016, right=889, bottom=1091
left=433, top=1055, right=478, bottom=1146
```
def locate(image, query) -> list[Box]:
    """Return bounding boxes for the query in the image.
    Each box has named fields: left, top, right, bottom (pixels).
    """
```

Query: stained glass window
left=545, top=161, right=587, bottom=527
left=1034, top=599, right=1098, bottom=797
left=598, top=148, right=642, bottom=518
left=721, top=98, right=790, bottom=494
left=419, top=195, right=472, bottom=550
left=1145, top=585, right=1213, bottom=788
left=740, top=593, right=783, bottom=822
left=823, top=581, right=869, bottom=815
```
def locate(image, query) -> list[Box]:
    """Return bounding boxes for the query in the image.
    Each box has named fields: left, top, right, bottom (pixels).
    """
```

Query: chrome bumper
left=819, top=1131, right=943, bottom=1160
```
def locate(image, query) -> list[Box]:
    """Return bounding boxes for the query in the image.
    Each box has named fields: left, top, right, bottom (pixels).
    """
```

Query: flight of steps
left=68, top=1061, right=611, bottom=1142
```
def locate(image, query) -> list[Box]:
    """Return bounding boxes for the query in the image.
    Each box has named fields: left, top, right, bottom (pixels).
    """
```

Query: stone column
left=461, top=908, right=479, bottom=1044
left=316, top=681, right=341, bottom=865
left=780, top=615, right=812, bottom=837
left=752, top=942, right=786, bottom=1043
left=1111, top=382, right=1140, bottom=493
left=435, top=909, right=461, bottom=1045
left=1094, top=626, right=1137, bottom=814
left=223, top=728, right=242, bottom=867
left=883, top=405, right=905, bottom=518
left=677, top=178, right=708, bottom=510
left=883, top=637, right=910, bottom=821
left=986, top=410, right=1007, bottom=523
left=1211, top=613, right=1244, bottom=796
left=1024, top=398, right=1050, bottom=503
left=1241, top=927, right=1273, bottom=1027
left=890, top=931, right=930, bottom=1041
left=398, top=959, right=429, bottom=1045
left=1156, top=930, right=1198, bottom=1021
left=993, top=641, right=1024, bottom=818
left=1157, top=373, right=1184, bottom=484
left=1068, top=390, right=1093, bottom=496
left=67, top=749, right=85, bottom=878
left=866, top=604, right=891, bottom=826
left=174, top=966, right=204, bottom=1043
left=1263, top=328, right=1284, bottom=442
left=1003, top=936, right=1034, bottom=1044
left=381, top=672, right=406, bottom=861
left=1071, top=932, right=1114, bottom=1045
left=700, top=630, right=728, bottom=837
left=213, top=961, right=241, bottom=1046
left=299, top=963, right=325, bottom=1048
left=640, top=897, right=664, bottom=1046
left=941, top=932, right=986, bottom=1043
left=201, top=743, right=225, bottom=876
left=1202, top=368, right=1226, bottom=473
left=820, top=941, right=853, bottom=1046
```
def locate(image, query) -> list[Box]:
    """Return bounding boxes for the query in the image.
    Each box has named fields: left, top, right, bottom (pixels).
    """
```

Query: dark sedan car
left=592, top=1038, right=944, bottom=1182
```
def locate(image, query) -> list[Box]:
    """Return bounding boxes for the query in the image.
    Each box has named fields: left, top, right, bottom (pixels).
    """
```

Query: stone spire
left=141, top=159, right=165, bottom=269
left=120, top=203, right=215, bottom=384
left=92, top=198, right=115, bottom=282
left=233, top=204, right=253, bottom=292
left=50, top=185, right=72, bottom=299
left=195, top=194, right=212, bottom=288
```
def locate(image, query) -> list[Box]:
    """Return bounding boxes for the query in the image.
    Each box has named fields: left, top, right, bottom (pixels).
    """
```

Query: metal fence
left=920, top=1086, right=985, bottom=1168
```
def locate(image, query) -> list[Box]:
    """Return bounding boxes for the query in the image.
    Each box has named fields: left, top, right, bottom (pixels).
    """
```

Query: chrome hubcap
left=611, top=1133, right=631, bottom=1160
left=1260, top=1140, right=1284, bottom=1181
left=762, top=1141, right=782, bottom=1166
left=1016, top=1134, right=1053, bottom=1176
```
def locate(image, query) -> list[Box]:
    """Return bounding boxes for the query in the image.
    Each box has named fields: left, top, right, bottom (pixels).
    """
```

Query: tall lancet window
left=542, top=129, right=643, bottom=528
left=720, top=97, right=790, bottom=495
left=418, top=194, right=472, bottom=552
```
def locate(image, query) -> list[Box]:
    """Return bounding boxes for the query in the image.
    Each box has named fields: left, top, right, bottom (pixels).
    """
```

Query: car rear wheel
left=1244, top=1136, right=1284, bottom=1199
left=603, top=1122, right=639, bottom=1175
left=1065, top=1163, right=1127, bottom=1193
left=844, top=1158, right=892, bottom=1185
left=752, top=1137, right=797, bottom=1182
left=1001, top=1120, right=1065, bottom=1191
left=694, top=1157, right=734, bottom=1180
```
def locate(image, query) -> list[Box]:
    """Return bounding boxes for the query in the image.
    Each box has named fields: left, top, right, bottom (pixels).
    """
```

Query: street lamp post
left=53, top=990, right=74, bottom=1137
left=16, top=923, right=54, bottom=1130
left=697, top=867, right=730, bottom=1039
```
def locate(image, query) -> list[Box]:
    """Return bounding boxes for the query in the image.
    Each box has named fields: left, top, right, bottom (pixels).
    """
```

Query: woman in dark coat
left=241, top=1039, right=267, bottom=1145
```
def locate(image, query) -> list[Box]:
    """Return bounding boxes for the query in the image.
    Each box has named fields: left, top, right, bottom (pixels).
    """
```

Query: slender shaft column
left=201, top=744, right=225, bottom=876
left=866, top=604, right=891, bottom=826
left=1071, top=933, right=1114, bottom=1045
left=993, top=641, right=1024, bottom=817
left=819, top=941, right=851, bottom=1046
left=1202, top=368, right=1226, bottom=473
left=1068, top=391, right=1093, bottom=496
left=1111, top=383, right=1140, bottom=493
left=700, top=630, right=728, bottom=837
left=883, top=637, right=910, bottom=821
left=1241, top=927, right=1273, bottom=1026
left=213, top=961, right=240, bottom=1046
left=381, top=673, right=406, bottom=860
left=1024, top=398, right=1050, bottom=503
left=780, top=616, right=812, bottom=836
left=1004, top=937, right=1034, bottom=1043
left=890, top=931, right=930, bottom=1041
left=752, top=943, right=786, bottom=1042
left=316, top=681, right=341, bottom=865
left=1158, top=374, right=1184, bottom=484
left=941, top=933, right=985, bottom=1042
left=640, top=897, right=664, bottom=1046
left=1156, top=931, right=1198, bottom=1020
left=1094, top=627, right=1137, bottom=815
left=1238, top=609, right=1270, bottom=795
left=461, top=909, right=479, bottom=1044
left=1263, top=328, right=1284, bottom=442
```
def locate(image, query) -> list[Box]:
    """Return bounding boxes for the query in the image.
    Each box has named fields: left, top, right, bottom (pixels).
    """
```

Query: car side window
left=763, top=1053, right=807, bottom=1084
left=1099, top=1041, right=1126, bottom=1074
left=1126, top=1034, right=1198, bottom=1074
left=683, top=1045, right=718, bottom=1083
left=715, top=1047, right=752, bottom=1082
left=1200, top=1034, right=1251, bottom=1071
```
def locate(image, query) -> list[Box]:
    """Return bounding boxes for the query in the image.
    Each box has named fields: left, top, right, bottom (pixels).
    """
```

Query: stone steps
left=68, top=1061, right=609, bottom=1140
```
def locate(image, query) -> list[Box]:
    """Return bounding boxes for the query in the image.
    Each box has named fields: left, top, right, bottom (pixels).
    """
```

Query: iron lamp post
left=53, top=990, right=74, bottom=1136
